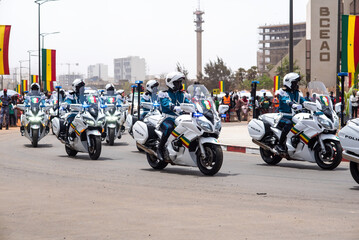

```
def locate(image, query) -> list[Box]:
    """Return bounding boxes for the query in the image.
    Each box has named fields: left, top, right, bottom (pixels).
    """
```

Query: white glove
left=292, top=104, right=302, bottom=111
left=173, top=106, right=181, bottom=113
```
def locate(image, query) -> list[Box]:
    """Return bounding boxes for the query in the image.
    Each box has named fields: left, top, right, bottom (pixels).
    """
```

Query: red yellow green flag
left=274, top=76, right=280, bottom=91
left=16, top=84, right=21, bottom=94
left=219, top=81, right=224, bottom=92
left=31, top=75, right=38, bottom=84
left=341, top=15, right=359, bottom=73
left=42, top=48, right=56, bottom=92
left=21, top=80, right=28, bottom=92
left=0, top=25, right=11, bottom=75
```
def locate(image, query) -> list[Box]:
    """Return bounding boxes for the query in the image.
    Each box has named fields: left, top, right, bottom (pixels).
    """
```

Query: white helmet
left=116, top=89, right=124, bottom=95
left=72, top=79, right=85, bottom=94
left=30, top=83, right=40, bottom=92
left=165, top=72, right=185, bottom=92
left=283, top=72, right=300, bottom=90
left=146, top=80, right=159, bottom=93
left=105, top=83, right=115, bottom=92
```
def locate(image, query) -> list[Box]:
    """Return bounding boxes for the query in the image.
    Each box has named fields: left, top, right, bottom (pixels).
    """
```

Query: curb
left=220, top=144, right=349, bottom=162
left=221, top=144, right=260, bottom=155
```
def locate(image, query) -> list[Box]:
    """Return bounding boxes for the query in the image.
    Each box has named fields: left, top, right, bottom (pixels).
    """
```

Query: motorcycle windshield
left=187, top=84, right=217, bottom=122
left=308, top=81, right=333, bottom=118
left=30, top=97, right=41, bottom=115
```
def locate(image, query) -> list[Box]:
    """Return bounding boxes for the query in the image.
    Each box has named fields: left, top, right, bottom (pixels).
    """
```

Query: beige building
left=262, top=0, right=359, bottom=89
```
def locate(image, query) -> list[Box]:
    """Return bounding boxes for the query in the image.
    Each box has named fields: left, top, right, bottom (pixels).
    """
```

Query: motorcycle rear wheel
left=197, top=144, right=223, bottom=176
left=88, top=136, right=102, bottom=160
left=65, top=145, right=78, bottom=157
left=260, top=147, right=282, bottom=165
left=350, top=162, right=359, bottom=184
left=314, top=140, right=342, bottom=170
left=32, top=129, right=39, bottom=148
left=146, top=153, right=168, bottom=170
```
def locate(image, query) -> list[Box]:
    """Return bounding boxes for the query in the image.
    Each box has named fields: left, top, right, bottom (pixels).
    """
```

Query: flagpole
left=336, top=0, right=341, bottom=103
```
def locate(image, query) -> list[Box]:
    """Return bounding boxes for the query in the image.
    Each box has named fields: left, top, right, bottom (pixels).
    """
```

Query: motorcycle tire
left=108, top=128, right=115, bottom=146
left=88, top=136, right=102, bottom=160
left=197, top=144, right=223, bottom=176
left=350, top=162, right=359, bottom=184
left=146, top=153, right=168, bottom=170
left=314, top=140, right=342, bottom=170
left=65, top=145, right=78, bottom=157
left=51, top=122, right=55, bottom=135
left=260, top=147, right=282, bottom=165
left=32, top=129, right=39, bottom=148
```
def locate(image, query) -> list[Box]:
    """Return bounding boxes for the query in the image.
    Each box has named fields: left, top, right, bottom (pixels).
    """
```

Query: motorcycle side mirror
left=303, top=101, right=317, bottom=112
left=141, top=102, right=153, bottom=110
left=218, top=105, right=229, bottom=114
left=100, top=104, right=107, bottom=109
left=335, top=103, right=341, bottom=113
left=16, top=104, right=25, bottom=111
left=70, top=104, right=83, bottom=112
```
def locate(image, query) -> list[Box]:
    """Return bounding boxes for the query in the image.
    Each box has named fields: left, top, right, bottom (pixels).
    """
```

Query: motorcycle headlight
left=97, top=117, right=106, bottom=125
left=83, top=117, right=95, bottom=126
left=318, top=115, right=333, bottom=130
left=29, top=116, right=42, bottom=122
left=106, top=115, right=118, bottom=122
left=197, top=119, right=213, bottom=132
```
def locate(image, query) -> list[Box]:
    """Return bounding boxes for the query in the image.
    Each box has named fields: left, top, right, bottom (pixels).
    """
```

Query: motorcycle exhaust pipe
left=136, top=142, right=158, bottom=158
left=343, top=151, right=359, bottom=164
left=252, top=139, right=279, bottom=155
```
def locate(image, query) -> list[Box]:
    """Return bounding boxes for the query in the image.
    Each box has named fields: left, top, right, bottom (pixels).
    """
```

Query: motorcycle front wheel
left=197, top=144, right=223, bottom=176
left=350, top=162, right=359, bottom=184
left=108, top=128, right=115, bottom=146
left=146, top=153, right=168, bottom=170
left=88, top=136, right=102, bottom=160
left=314, top=140, right=342, bottom=170
left=32, top=129, right=39, bottom=147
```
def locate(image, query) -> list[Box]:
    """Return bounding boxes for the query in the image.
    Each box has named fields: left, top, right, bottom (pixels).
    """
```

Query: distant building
left=87, top=63, right=108, bottom=81
left=58, top=74, right=84, bottom=89
left=114, top=56, right=146, bottom=83
left=257, top=22, right=306, bottom=74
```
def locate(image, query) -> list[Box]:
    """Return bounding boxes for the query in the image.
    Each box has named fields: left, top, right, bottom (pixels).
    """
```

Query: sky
left=0, top=0, right=308, bottom=79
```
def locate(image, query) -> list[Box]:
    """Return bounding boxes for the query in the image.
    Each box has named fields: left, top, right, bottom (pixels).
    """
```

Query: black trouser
left=352, top=106, right=358, bottom=119
left=158, top=118, right=175, bottom=150
left=277, top=117, right=293, bottom=146
left=236, top=109, right=241, bottom=121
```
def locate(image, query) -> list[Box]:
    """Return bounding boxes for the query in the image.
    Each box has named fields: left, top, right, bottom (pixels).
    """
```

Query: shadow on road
left=256, top=163, right=348, bottom=171
left=350, top=186, right=359, bottom=191
left=24, top=144, right=53, bottom=148
left=58, top=155, right=114, bottom=161
left=141, top=168, right=239, bottom=177
left=104, top=142, right=129, bottom=147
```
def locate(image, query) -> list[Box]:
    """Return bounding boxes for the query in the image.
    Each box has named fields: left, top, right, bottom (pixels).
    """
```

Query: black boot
left=6, top=124, right=9, bottom=130
left=0, top=124, right=2, bottom=130
left=156, top=136, right=167, bottom=161
left=275, top=130, right=287, bottom=153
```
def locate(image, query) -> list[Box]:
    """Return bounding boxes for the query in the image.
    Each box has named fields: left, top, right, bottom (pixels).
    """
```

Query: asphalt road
left=0, top=128, right=358, bottom=240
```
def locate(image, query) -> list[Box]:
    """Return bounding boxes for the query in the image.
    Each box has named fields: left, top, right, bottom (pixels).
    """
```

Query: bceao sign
left=319, top=7, right=330, bottom=61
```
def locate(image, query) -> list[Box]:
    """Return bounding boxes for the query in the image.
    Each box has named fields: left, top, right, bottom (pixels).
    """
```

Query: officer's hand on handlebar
left=292, top=104, right=302, bottom=111
left=173, top=106, right=181, bottom=113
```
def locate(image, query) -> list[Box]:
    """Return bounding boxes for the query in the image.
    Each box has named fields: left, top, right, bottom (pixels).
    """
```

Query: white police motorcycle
left=103, top=95, right=128, bottom=145
left=132, top=84, right=228, bottom=176
left=338, top=118, right=359, bottom=184
left=52, top=94, right=106, bottom=160
left=248, top=81, right=342, bottom=170
left=18, top=96, right=51, bottom=147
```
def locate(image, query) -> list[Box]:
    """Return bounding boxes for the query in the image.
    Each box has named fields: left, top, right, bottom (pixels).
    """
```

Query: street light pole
left=28, top=50, right=38, bottom=88
left=40, top=31, right=60, bottom=49
left=35, top=0, right=58, bottom=91
left=289, top=0, right=293, bottom=72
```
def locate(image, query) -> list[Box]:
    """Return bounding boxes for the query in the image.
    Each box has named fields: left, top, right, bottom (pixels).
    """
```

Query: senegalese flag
left=42, top=48, right=56, bottom=92
left=31, top=75, right=38, bottom=84
left=219, top=81, right=224, bottom=92
left=182, top=83, right=186, bottom=91
left=341, top=15, right=359, bottom=73
left=274, top=76, right=280, bottom=91
left=16, top=84, right=21, bottom=95
left=21, top=80, right=28, bottom=92
left=0, top=25, right=11, bottom=75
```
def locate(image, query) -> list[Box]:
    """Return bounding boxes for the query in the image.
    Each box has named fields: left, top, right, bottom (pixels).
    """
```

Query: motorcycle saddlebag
left=133, top=121, right=149, bottom=144
left=248, top=119, right=266, bottom=140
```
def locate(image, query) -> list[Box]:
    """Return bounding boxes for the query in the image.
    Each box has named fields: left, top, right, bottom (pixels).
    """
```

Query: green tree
left=257, top=74, right=274, bottom=90
left=247, top=66, right=258, bottom=81
left=275, top=57, right=301, bottom=79
left=200, top=57, right=233, bottom=92
left=233, top=67, right=246, bottom=89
